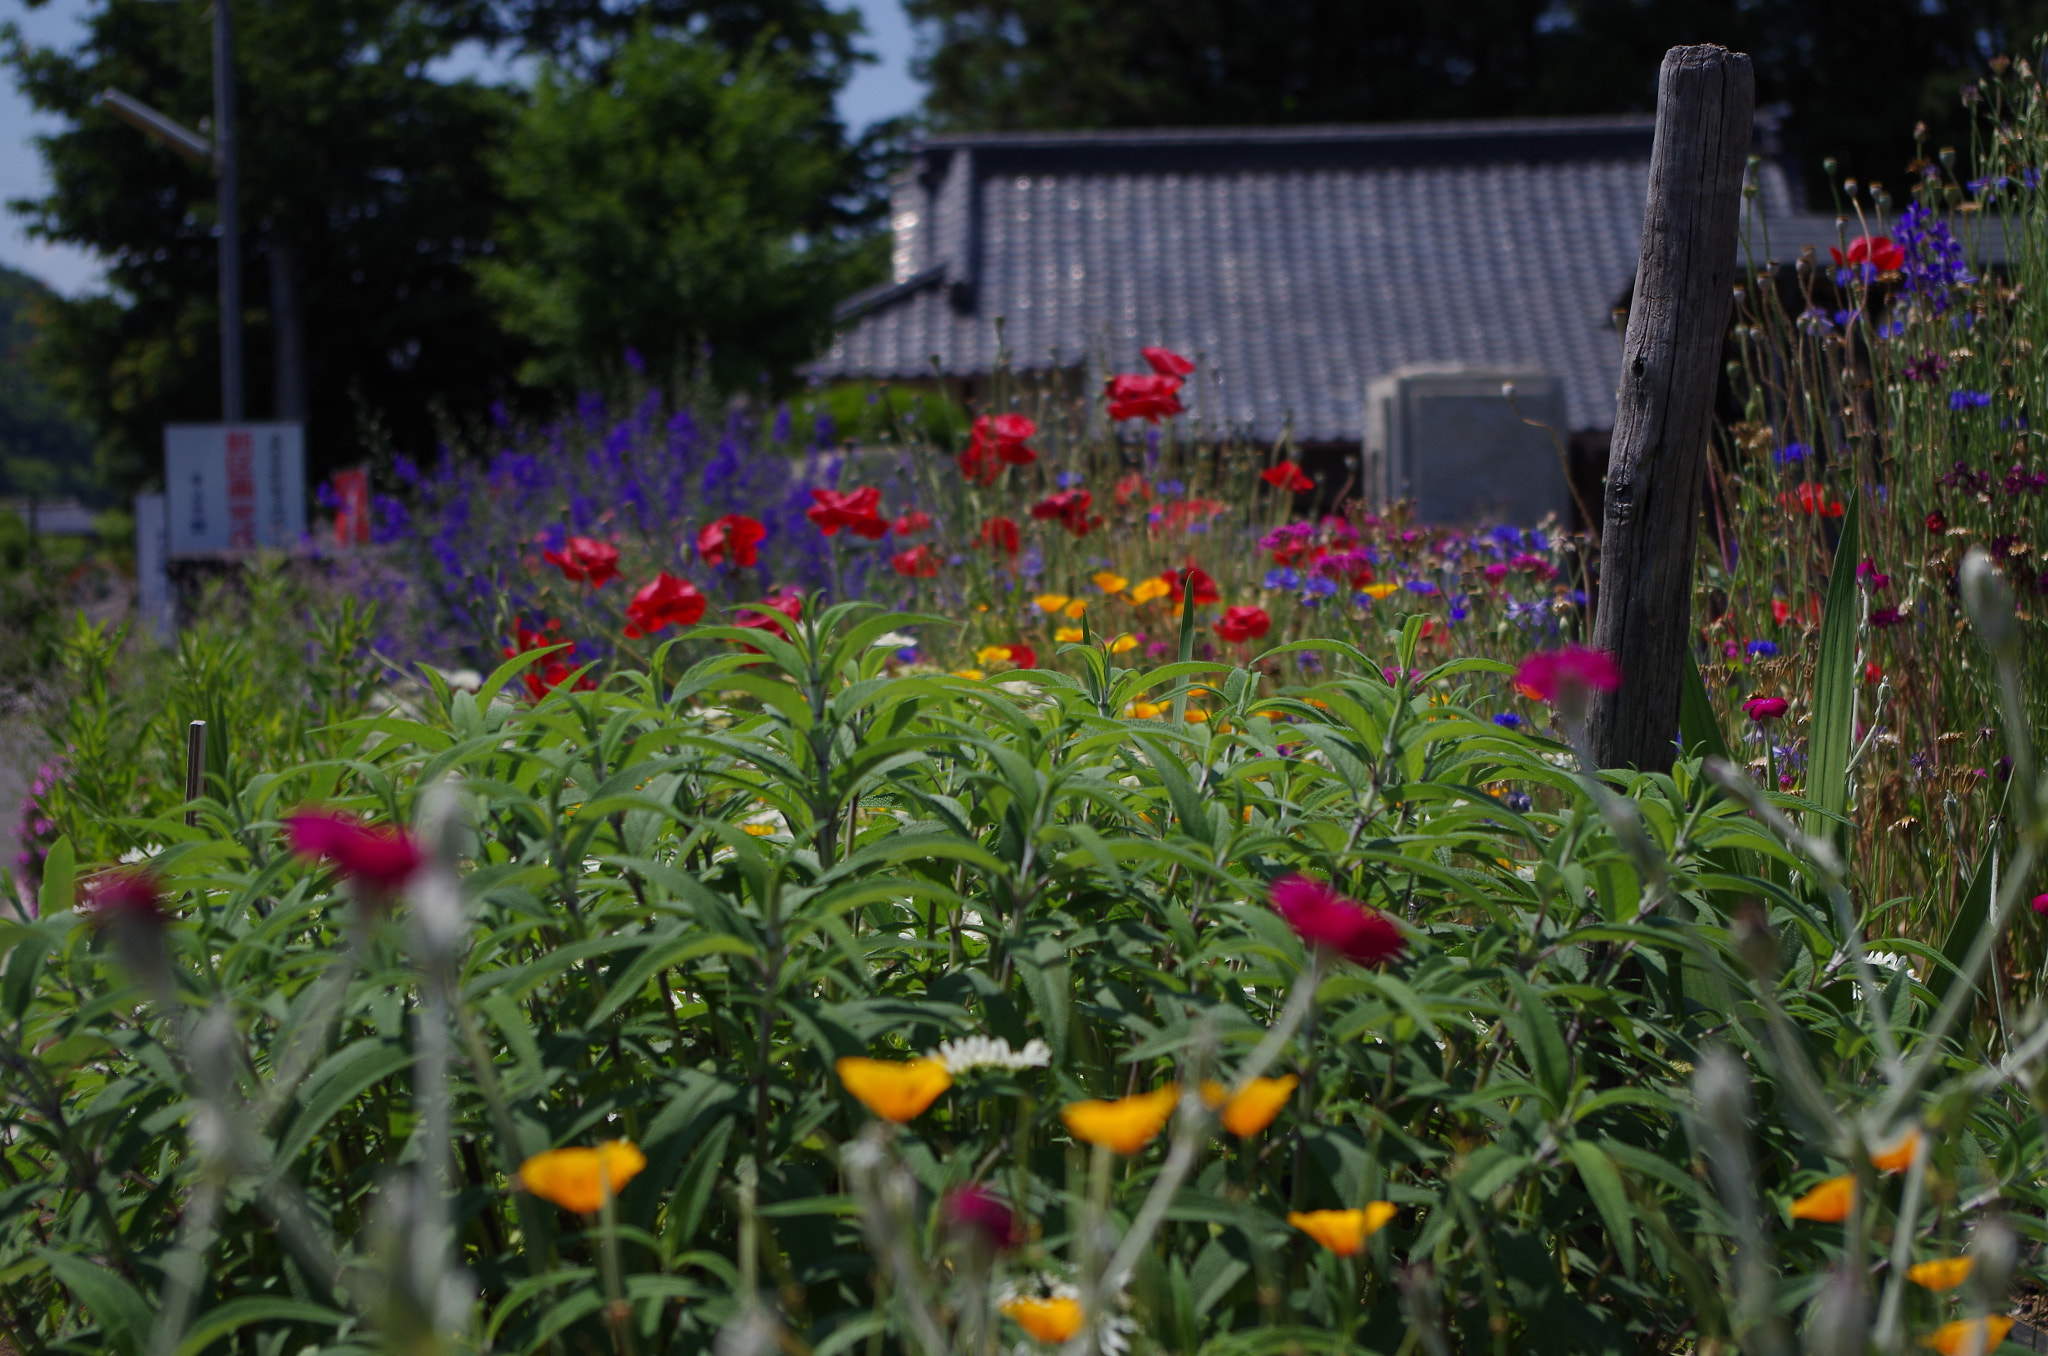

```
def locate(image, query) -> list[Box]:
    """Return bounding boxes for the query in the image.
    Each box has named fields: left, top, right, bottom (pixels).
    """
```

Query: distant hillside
left=0, top=265, right=97, bottom=501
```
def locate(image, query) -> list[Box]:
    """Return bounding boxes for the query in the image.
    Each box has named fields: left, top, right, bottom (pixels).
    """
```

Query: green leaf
left=1677, top=654, right=1730, bottom=764
left=1804, top=491, right=1860, bottom=846
left=37, top=835, right=74, bottom=918
left=176, top=1297, right=346, bottom=1356
left=1565, top=1138, right=1638, bottom=1278
left=40, top=1247, right=152, bottom=1356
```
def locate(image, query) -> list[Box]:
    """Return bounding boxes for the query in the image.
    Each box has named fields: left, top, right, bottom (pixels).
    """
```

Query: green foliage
left=476, top=32, right=881, bottom=393
left=0, top=265, right=95, bottom=500
left=2, top=596, right=2044, bottom=1355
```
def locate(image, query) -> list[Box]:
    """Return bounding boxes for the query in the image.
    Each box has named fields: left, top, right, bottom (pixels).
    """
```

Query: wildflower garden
left=16, top=50, right=2048, bottom=1356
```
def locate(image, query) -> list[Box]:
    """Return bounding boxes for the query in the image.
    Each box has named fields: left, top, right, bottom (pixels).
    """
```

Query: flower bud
left=1803, top=1267, right=1868, bottom=1356
left=1959, top=548, right=2018, bottom=658
left=1968, top=1219, right=2017, bottom=1307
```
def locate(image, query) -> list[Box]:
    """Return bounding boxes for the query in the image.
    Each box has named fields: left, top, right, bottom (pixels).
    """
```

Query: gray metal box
left=1364, top=365, right=1572, bottom=526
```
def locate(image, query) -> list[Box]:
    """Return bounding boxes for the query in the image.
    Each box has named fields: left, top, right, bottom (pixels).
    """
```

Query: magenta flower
left=1743, top=696, right=1790, bottom=722
left=1870, top=607, right=1905, bottom=628
left=1270, top=874, right=1405, bottom=966
left=79, top=869, right=168, bottom=928
left=2033, top=894, right=2048, bottom=916
left=1514, top=647, right=1622, bottom=703
left=941, top=1183, right=1020, bottom=1252
left=286, top=810, right=424, bottom=895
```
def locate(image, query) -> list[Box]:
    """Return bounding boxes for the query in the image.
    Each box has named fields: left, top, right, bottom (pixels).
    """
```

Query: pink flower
left=2033, top=894, right=2048, bottom=915
left=1141, top=346, right=1195, bottom=378
left=79, top=868, right=168, bottom=927
left=1743, top=695, right=1790, bottom=722
left=286, top=810, right=424, bottom=894
left=1270, top=874, right=1405, bottom=966
left=1513, top=646, right=1622, bottom=721
left=941, top=1183, right=1020, bottom=1252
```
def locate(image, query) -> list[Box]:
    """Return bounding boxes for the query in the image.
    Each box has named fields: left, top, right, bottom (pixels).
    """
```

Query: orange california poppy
left=1060, top=1086, right=1179, bottom=1155
left=1871, top=1128, right=1923, bottom=1174
left=518, top=1141, right=647, bottom=1213
left=1920, top=1317, right=2013, bottom=1355
left=1199, top=1075, right=1299, bottom=1137
left=1789, top=1174, right=1854, bottom=1223
left=835, top=1057, right=952, bottom=1123
left=1287, top=1203, right=1397, bottom=1257
left=1000, top=1296, right=1085, bottom=1345
left=1907, top=1257, right=1975, bottom=1292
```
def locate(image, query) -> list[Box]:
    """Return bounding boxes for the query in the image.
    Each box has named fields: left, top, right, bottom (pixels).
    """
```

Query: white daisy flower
left=928, top=1034, right=1052, bottom=1075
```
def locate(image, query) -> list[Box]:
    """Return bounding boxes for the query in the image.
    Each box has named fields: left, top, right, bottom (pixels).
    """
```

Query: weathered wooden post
left=1588, top=44, right=1754, bottom=772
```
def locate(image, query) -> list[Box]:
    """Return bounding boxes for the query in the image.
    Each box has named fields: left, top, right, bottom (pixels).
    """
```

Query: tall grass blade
left=1803, top=492, right=1861, bottom=849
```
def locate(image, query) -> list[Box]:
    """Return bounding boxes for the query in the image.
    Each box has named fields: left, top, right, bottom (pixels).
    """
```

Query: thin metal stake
left=184, top=721, right=208, bottom=828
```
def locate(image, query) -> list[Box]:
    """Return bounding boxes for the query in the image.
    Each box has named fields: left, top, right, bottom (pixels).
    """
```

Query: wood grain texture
left=1587, top=44, right=1754, bottom=772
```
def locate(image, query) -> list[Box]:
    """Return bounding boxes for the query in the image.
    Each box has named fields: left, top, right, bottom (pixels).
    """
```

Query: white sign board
left=164, top=423, right=307, bottom=556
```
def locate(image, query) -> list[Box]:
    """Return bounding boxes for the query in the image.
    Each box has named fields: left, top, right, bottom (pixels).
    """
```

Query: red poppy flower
left=891, top=544, right=939, bottom=577
left=1006, top=643, right=1038, bottom=670
left=1864, top=660, right=1884, bottom=685
left=892, top=509, right=933, bottom=536
left=980, top=517, right=1020, bottom=554
left=1771, top=598, right=1793, bottom=625
left=1743, top=695, right=1790, bottom=722
left=79, top=869, right=169, bottom=927
left=1215, top=605, right=1272, bottom=643
left=697, top=514, right=766, bottom=568
left=1113, top=471, right=1151, bottom=506
left=285, top=809, right=424, bottom=894
left=624, top=572, right=707, bottom=638
left=1261, top=462, right=1314, bottom=493
left=807, top=487, right=889, bottom=539
left=1780, top=484, right=1846, bottom=517
left=1030, top=489, right=1098, bottom=537
left=1105, top=373, right=1186, bottom=423
left=1513, top=646, right=1622, bottom=720
left=1926, top=511, right=1948, bottom=534
left=1830, top=235, right=1905, bottom=272
left=542, top=535, right=621, bottom=587
left=1163, top=566, right=1220, bottom=606
left=957, top=414, right=1037, bottom=483
left=503, top=619, right=598, bottom=699
left=1270, top=874, right=1404, bottom=966
left=734, top=590, right=804, bottom=645
left=1141, top=346, right=1195, bottom=378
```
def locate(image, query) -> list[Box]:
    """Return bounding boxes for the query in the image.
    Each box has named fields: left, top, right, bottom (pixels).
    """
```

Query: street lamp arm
left=97, top=88, right=213, bottom=165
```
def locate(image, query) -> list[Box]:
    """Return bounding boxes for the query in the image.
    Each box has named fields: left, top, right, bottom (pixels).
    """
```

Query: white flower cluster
left=928, top=1035, right=1052, bottom=1075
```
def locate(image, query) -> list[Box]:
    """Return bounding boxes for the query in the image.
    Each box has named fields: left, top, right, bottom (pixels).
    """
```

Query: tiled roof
left=810, top=117, right=1935, bottom=444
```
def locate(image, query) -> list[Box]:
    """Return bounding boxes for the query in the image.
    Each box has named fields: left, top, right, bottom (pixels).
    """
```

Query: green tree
left=0, top=265, right=95, bottom=500
left=904, top=0, right=2048, bottom=197
left=476, top=31, right=880, bottom=393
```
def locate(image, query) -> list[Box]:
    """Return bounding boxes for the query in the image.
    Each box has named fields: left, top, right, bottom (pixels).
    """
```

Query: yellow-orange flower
left=1789, top=1174, right=1854, bottom=1223
left=1061, top=1086, right=1178, bottom=1154
left=1034, top=593, right=1071, bottom=614
left=1108, top=635, right=1139, bottom=654
left=1200, top=1075, right=1298, bottom=1136
left=1184, top=707, right=1209, bottom=723
left=1361, top=582, right=1399, bottom=600
left=1871, top=1127, right=1923, bottom=1174
left=518, top=1141, right=647, bottom=1213
left=1920, top=1317, right=2013, bottom=1355
left=952, top=668, right=985, bottom=681
left=1063, top=599, right=1088, bottom=619
left=1127, top=701, right=1166, bottom=719
left=1001, top=1296, right=1084, bottom=1345
left=1055, top=626, right=1085, bottom=643
left=1288, top=1203, right=1396, bottom=1256
left=1092, top=571, right=1128, bottom=594
left=835, top=1056, right=952, bottom=1122
left=1908, top=1257, right=1974, bottom=1292
left=1129, top=578, right=1171, bottom=605
left=977, top=645, right=1019, bottom=667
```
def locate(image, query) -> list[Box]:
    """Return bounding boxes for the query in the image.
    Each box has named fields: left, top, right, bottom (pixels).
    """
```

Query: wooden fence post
left=1588, top=44, right=1754, bottom=772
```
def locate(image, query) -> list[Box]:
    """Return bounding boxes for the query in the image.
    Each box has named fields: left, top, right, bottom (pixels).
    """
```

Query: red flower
left=1215, top=605, right=1272, bottom=643
left=1830, top=235, right=1905, bottom=272
left=941, top=1183, right=1020, bottom=1253
left=891, top=544, right=939, bottom=577
left=1141, top=346, right=1195, bottom=378
left=542, top=535, right=621, bottom=587
left=734, top=590, right=804, bottom=645
left=1864, top=661, right=1884, bottom=685
left=79, top=869, right=168, bottom=927
left=1261, top=462, right=1314, bottom=493
left=285, top=809, right=423, bottom=894
left=1163, top=566, right=1220, bottom=606
left=697, top=514, right=766, bottom=568
left=892, top=509, right=933, bottom=536
left=1513, top=646, right=1622, bottom=720
left=1113, top=471, right=1151, bottom=506
left=624, top=572, right=707, bottom=638
left=1105, top=373, right=1186, bottom=423
left=807, top=487, right=889, bottom=539
left=1771, top=598, right=1793, bottom=625
left=980, top=517, right=1020, bottom=554
left=1743, top=695, right=1790, bottom=722
left=1030, top=489, right=1098, bottom=537
left=1005, top=643, right=1039, bottom=670
left=1509, top=553, right=1557, bottom=582
left=1270, top=874, right=1404, bottom=966
left=959, top=414, right=1038, bottom=481
left=503, top=619, right=598, bottom=699
left=1781, top=484, right=1846, bottom=517
left=1926, top=511, right=1948, bottom=534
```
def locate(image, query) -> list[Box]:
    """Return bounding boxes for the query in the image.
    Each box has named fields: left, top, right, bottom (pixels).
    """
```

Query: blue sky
left=0, top=0, right=926, bottom=295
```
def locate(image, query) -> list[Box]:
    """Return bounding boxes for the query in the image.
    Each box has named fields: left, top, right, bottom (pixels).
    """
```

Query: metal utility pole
left=212, top=0, right=242, bottom=422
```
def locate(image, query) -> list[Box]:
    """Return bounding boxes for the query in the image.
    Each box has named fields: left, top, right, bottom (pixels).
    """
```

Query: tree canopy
left=903, top=0, right=2048, bottom=197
